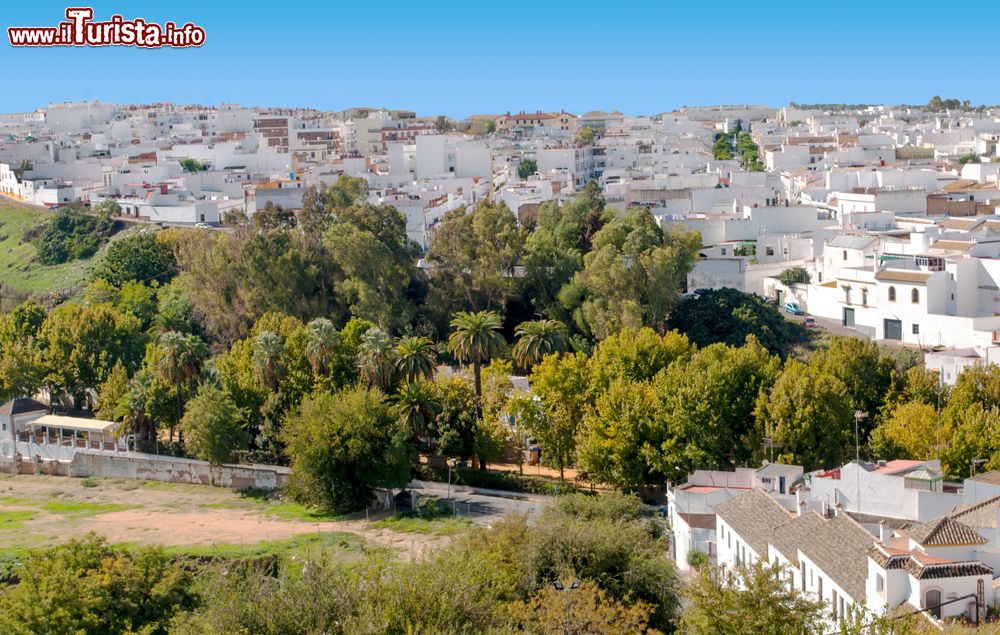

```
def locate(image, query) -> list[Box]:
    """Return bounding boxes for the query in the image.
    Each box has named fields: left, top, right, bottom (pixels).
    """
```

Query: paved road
left=407, top=480, right=550, bottom=524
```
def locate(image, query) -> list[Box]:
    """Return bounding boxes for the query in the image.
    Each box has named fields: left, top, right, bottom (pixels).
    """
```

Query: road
left=407, top=480, right=551, bottom=524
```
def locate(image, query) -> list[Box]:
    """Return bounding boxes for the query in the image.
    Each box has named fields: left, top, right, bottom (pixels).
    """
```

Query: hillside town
left=6, top=98, right=1000, bottom=633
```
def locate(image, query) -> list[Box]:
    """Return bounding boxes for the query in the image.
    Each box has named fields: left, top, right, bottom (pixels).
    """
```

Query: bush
left=30, top=211, right=120, bottom=265
left=0, top=534, right=195, bottom=635
left=687, top=550, right=710, bottom=568
left=415, top=494, right=449, bottom=520
left=776, top=266, right=811, bottom=287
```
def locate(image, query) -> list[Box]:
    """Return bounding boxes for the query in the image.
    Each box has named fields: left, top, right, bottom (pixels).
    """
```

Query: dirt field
left=0, top=474, right=458, bottom=559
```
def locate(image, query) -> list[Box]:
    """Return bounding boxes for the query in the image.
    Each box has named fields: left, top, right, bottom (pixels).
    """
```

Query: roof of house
left=715, top=488, right=792, bottom=555
left=798, top=513, right=874, bottom=601
left=768, top=511, right=826, bottom=565
left=950, top=494, right=1000, bottom=529
left=828, top=234, right=876, bottom=250
left=906, top=516, right=987, bottom=547
left=938, top=214, right=986, bottom=228
left=968, top=471, right=1000, bottom=487
left=678, top=513, right=717, bottom=530
left=874, top=269, right=933, bottom=283
left=28, top=414, right=120, bottom=434
left=929, top=239, right=975, bottom=252
left=756, top=462, right=800, bottom=477
left=0, top=397, right=49, bottom=417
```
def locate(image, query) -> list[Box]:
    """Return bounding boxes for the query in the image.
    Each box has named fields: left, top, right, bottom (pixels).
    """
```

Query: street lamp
left=972, top=457, right=988, bottom=478
left=446, top=458, right=457, bottom=500
left=853, top=411, right=868, bottom=464
left=552, top=579, right=580, bottom=635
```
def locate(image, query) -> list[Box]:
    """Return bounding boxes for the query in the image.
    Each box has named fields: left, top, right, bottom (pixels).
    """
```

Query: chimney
left=879, top=520, right=891, bottom=544
left=795, top=489, right=805, bottom=516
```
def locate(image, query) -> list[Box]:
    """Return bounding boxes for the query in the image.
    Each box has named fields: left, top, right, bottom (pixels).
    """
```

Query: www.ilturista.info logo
left=8, top=8, right=206, bottom=48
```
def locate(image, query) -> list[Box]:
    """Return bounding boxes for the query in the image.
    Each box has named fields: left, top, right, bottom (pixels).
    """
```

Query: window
left=721, top=248, right=727, bottom=255
left=861, top=288, right=868, bottom=306
left=911, top=288, right=920, bottom=303
left=842, top=250, right=848, bottom=261
left=800, top=562, right=806, bottom=591
left=817, top=576, right=823, bottom=599
left=912, top=324, right=920, bottom=335
left=875, top=573, right=884, bottom=595
left=888, top=286, right=896, bottom=302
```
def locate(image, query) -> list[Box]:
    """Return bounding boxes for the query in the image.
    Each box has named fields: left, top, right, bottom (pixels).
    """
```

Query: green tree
left=650, top=339, right=780, bottom=475
left=564, top=208, right=701, bottom=340
left=114, top=369, right=165, bottom=451
left=754, top=360, right=854, bottom=469
left=252, top=330, right=285, bottom=392
left=811, top=336, right=896, bottom=436
left=0, top=299, right=46, bottom=345
left=93, top=199, right=121, bottom=219
left=0, top=340, right=45, bottom=403
left=0, top=535, right=195, bottom=635
left=518, top=159, right=538, bottom=179
left=180, top=158, right=205, bottom=172
left=358, top=327, right=396, bottom=390
left=394, top=335, right=437, bottom=383
left=870, top=401, right=947, bottom=460
left=430, top=374, right=479, bottom=460
left=589, top=327, right=692, bottom=392
left=94, top=361, right=129, bottom=422
left=156, top=331, right=188, bottom=438
left=303, top=317, right=340, bottom=376
left=424, top=201, right=525, bottom=329
left=181, top=385, right=247, bottom=465
left=393, top=380, right=440, bottom=445
left=680, top=561, right=826, bottom=635
left=529, top=352, right=591, bottom=479
left=669, top=288, right=798, bottom=355
left=512, top=319, right=567, bottom=370
left=39, top=303, right=145, bottom=406
left=448, top=310, right=506, bottom=407
left=93, top=231, right=177, bottom=287
left=776, top=266, right=811, bottom=286
left=578, top=379, right=659, bottom=491
left=283, top=387, right=410, bottom=512
left=576, top=127, right=595, bottom=144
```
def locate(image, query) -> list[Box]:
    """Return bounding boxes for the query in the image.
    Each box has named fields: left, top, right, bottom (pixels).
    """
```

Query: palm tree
left=394, top=335, right=437, bottom=383
left=180, top=335, right=208, bottom=397
left=358, top=327, right=396, bottom=390
left=447, top=310, right=506, bottom=405
left=115, top=370, right=154, bottom=452
left=304, top=318, right=339, bottom=376
left=512, top=319, right=567, bottom=370
left=157, top=331, right=187, bottom=440
left=252, top=331, right=285, bottom=392
left=393, top=381, right=440, bottom=448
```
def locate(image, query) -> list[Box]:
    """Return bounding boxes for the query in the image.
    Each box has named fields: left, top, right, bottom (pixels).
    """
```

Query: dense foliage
left=27, top=210, right=120, bottom=265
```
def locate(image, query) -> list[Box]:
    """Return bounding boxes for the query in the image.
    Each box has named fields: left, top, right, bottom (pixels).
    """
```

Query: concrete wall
left=68, top=451, right=290, bottom=489
left=0, top=449, right=289, bottom=490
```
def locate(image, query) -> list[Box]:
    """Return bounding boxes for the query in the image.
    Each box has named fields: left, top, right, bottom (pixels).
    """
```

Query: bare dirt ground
left=0, top=474, right=453, bottom=559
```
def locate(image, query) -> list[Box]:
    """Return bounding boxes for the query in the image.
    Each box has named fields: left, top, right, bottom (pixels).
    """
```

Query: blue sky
left=2, top=1, right=998, bottom=117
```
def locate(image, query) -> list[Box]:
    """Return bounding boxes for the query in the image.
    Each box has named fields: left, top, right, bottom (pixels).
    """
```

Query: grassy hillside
left=0, top=204, right=113, bottom=302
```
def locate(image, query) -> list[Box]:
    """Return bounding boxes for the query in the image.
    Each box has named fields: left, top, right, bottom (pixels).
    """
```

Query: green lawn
left=0, top=205, right=97, bottom=297
left=372, top=514, right=474, bottom=536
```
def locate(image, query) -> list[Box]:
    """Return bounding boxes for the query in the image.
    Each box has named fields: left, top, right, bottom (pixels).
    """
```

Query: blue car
left=783, top=302, right=805, bottom=316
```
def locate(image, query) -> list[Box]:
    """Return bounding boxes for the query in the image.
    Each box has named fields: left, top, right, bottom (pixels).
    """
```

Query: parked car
left=783, top=302, right=805, bottom=316
left=804, top=316, right=817, bottom=328
left=194, top=222, right=211, bottom=228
